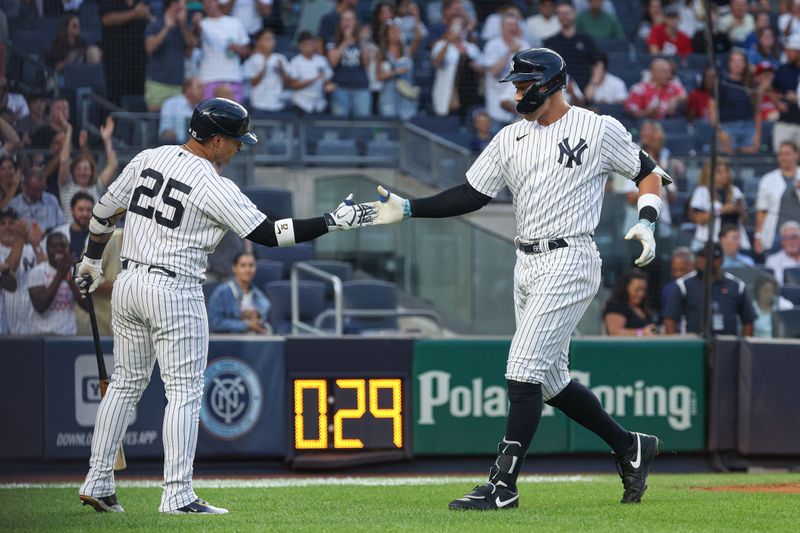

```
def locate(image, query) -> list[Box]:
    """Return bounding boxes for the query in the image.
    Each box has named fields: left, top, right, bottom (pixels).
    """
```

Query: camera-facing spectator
left=482, top=5, right=539, bottom=46
left=647, top=5, right=692, bottom=57
left=576, top=0, right=624, bottom=40
left=718, top=0, right=754, bottom=46
left=766, top=221, right=800, bottom=285
left=752, top=274, right=794, bottom=338
left=544, top=3, right=596, bottom=90
left=395, top=0, right=428, bottom=45
left=288, top=31, right=334, bottom=115
left=0, top=209, right=45, bottom=335
left=208, top=252, right=272, bottom=334
left=625, top=58, right=687, bottom=120
left=28, top=231, right=89, bottom=335
left=244, top=29, right=291, bottom=116
left=755, top=141, right=800, bottom=255
left=54, top=191, right=94, bottom=261
left=430, top=13, right=482, bottom=117
left=7, top=168, right=64, bottom=233
left=428, top=0, right=476, bottom=45
left=714, top=49, right=760, bottom=155
left=195, top=0, right=251, bottom=102
left=46, top=12, right=102, bottom=73
left=603, top=269, right=657, bottom=336
left=376, top=18, right=420, bottom=120
left=319, top=0, right=358, bottom=45
left=663, top=244, right=755, bottom=336
left=327, top=9, right=372, bottom=118
left=689, top=157, right=749, bottom=252
left=526, top=0, right=560, bottom=42
left=482, top=11, right=530, bottom=129
left=219, top=0, right=273, bottom=37
left=159, top=78, right=205, bottom=144
left=584, top=53, right=627, bottom=105
left=144, top=0, right=197, bottom=112
left=638, top=0, right=664, bottom=42
left=720, top=224, right=755, bottom=268
left=100, top=0, right=151, bottom=106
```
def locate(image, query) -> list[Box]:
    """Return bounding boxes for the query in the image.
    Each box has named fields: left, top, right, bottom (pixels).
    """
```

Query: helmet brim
left=500, top=72, right=541, bottom=83
left=234, top=131, right=259, bottom=145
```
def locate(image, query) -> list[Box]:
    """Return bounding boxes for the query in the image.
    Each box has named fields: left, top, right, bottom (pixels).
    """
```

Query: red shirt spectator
left=625, top=58, right=687, bottom=119
left=647, top=24, right=693, bottom=57
left=687, top=89, right=710, bottom=120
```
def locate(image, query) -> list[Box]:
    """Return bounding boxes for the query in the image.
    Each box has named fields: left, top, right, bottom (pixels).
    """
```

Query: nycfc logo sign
left=200, top=358, right=263, bottom=440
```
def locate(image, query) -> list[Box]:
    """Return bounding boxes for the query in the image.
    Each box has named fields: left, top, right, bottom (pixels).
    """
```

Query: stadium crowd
left=0, top=0, right=800, bottom=337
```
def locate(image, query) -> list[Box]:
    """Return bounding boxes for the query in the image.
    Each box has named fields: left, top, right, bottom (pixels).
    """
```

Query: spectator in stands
left=742, top=10, right=770, bottom=50
left=288, top=31, right=334, bottom=115
left=482, top=5, right=538, bottom=46
left=469, top=108, right=491, bottom=154
left=196, top=0, right=251, bottom=102
left=638, top=0, right=664, bottom=41
left=8, top=168, right=64, bottom=233
left=689, top=157, right=750, bottom=252
left=208, top=252, right=272, bottom=334
left=100, top=0, right=151, bottom=106
left=575, top=0, right=624, bottom=39
left=584, top=53, right=627, bottom=105
left=544, top=3, right=595, bottom=90
left=219, top=0, right=273, bottom=37
left=367, top=1, right=395, bottom=108
left=319, top=0, right=357, bottom=45
left=777, top=175, right=800, bottom=240
left=747, top=26, right=781, bottom=69
left=719, top=0, right=754, bottom=46
left=526, top=0, right=560, bottom=42
left=778, top=0, right=800, bottom=44
left=16, top=93, right=47, bottom=145
left=46, top=12, right=102, bottom=73
left=647, top=4, right=692, bottom=57
left=145, top=0, right=198, bottom=112
left=326, top=9, right=372, bottom=118
left=692, top=6, right=731, bottom=55
left=756, top=142, right=800, bottom=255
left=0, top=209, right=44, bottom=335
left=625, top=58, right=687, bottom=120
left=56, top=117, right=116, bottom=225
left=395, top=0, right=428, bottom=45
left=766, top=221, right=800, bottom=285
left=0, top=76, right=28, bottom=121
left=720, top=223, right=755, bottom=268
left=754, top=62, right=779, bottom=123
left=676, top=0, right=703, bottom=40
left=54, top=191, right=93, bottom=260
left=714, top=49, right=760, bottom=154
left=244, top=29, right=292, bottom=116
left=28, top=231, right=88, bottom=335
left=687, top=66, right=714, bottom=122
left=0, top=113, right=19, bottom=157
left=769, top=34, right=800, bottom=152
left=430, top=13, right=481, bottom=118
left=428, top=0, right=476, bottom=45
left=660, top=246, right=694, bottom=314
left=0, top=155, right=20, bottom=211
left=376, top=18, right=420, bottom=120
left=663, top=244, right=755, bottom=336
left=30, top=98, right=69, bottom=150
left=159, top=77, right=205, bottom=143
left=752, top=275, right=793, bottom=338
left=481, top=11, right=529, bottom=130
left=603, top=269, right=657, bottom=336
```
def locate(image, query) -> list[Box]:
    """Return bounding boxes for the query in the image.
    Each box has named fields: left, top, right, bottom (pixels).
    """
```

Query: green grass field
left=0, top=473, right=797, bottom=532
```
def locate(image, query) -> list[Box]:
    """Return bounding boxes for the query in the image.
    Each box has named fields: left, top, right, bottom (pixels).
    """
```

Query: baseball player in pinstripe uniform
left=370, top=49, right=671, bottom=509
left=74, top=98, right=380, bottom=514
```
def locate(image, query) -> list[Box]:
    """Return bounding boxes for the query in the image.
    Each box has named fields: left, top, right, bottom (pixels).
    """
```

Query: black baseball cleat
left=449, top=482, right=520, bottom=511
left=167, top=498, right=229, bottom=515
left=614, top=432, right=660, bottom=504
left=79, top=493, right=124, bottom=513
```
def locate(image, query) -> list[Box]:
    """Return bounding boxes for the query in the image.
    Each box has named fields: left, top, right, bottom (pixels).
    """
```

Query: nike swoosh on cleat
left=495, top=495, right=519, bottom=508
left=516, top=134, right=529, bottom=141
left=630, top=433, right=642, bottom=469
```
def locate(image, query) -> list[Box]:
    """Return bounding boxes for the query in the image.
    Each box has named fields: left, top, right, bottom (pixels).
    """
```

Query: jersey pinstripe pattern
left=466, top=107, right=643, bottom=397
left=80, top=144, right=267, bottom=512
left=0, top=244, right=39, bottom=335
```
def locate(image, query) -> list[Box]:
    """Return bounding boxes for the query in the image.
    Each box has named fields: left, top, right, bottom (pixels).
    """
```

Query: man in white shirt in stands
left=766, top=221, right=800, bottom=285
left=219, top=0, right=272, bottom=37
left=288, top=31, right=334, bottom=114
left=755, top=141, right=800, bottom=255
left=159, top=78, right=205, bottom=143
left=195, top=0, right=251, bottom=102
left=481, top=12, right=530, bottom=131
left=584, top=53, right=628, bottom=105
left=243, top=28, right=292, bottom=116
left=526, top=0, right=560, bottom=42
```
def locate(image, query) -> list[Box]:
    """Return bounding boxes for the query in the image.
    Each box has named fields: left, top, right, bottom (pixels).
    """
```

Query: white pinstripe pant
left=506, top=237, right=601, bottom=400
left=79, top=268, right=209, bottom=512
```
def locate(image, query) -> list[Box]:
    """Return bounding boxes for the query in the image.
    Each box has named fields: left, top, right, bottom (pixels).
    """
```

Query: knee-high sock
left=546, top=379, right=633, bottom=455
left=490, top=380, right=542, bottom=490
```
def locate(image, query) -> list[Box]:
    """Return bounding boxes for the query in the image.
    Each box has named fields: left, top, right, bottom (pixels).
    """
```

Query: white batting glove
left=625, top=220, right=656, bottom=267
left=75, top=256, right=104, bottom=295
left=324, top=193, right=378, bottom=231
left=373, top=186, right=410, bottom=225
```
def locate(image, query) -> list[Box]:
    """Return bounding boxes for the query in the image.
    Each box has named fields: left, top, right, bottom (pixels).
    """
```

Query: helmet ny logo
left=557, top=137, right=589, bottom=169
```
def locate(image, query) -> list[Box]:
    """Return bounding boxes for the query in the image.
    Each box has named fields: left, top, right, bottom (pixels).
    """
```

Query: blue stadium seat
left=315, top=138, right=358, bottom=157
left=666, top=135, right=695, bottom=155
left=254, top=259, right=285, bottom=290
left=342, top=280, right=398, bottom=333
left=242, top=186, right=293, bottom=219
left=366, top=139, right=399, bottom=159
left=10, top=30, right=48, bottom=57
left=784, top=267, right=800, bottom=285
left=780, top=285, right=800, bottom=306
left=760, top=120, right=775, bottom=152
left=252, top=241, right=314, bottom=276
left=410, top=115, right=461, bottom=135
left=594, top=37, right=630, bottom=54
left=774, top=308, right=800, bottom=338
left=63, top=63, right=106, bottom=95
left=296, top=259, right=353, bottom=283
left=694, top=121, right=714, bottom=154
left=264, top=280, right=327, bottom=334
left=661, top=118, right=689, bottom=135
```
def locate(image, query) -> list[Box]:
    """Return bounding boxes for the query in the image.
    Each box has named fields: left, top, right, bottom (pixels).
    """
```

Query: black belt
left=515, top=238, right=568, bottom=254
left=122, top=259, right=177, bottom=278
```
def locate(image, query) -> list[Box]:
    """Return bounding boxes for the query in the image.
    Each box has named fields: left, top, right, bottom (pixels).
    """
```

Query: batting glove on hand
left=625, top=220, right=656, bottom=267
left=373, top=186, right=410, bottom=225
left=325, top=193, right=378, bottom=231
left=75, top=256, right=104, bottom=296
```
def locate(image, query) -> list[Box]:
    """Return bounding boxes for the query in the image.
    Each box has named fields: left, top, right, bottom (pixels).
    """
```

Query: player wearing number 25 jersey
left=75, top=98, right=381, bottom=514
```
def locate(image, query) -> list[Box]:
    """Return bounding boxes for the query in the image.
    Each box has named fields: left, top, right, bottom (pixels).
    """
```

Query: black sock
left=490, top=380, right=542, bottom=490
left=546, top=379, right=634, bottom=455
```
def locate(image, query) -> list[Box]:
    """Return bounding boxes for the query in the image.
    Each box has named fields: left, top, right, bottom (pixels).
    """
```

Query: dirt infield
left=695, top=483, right=800, bottom=494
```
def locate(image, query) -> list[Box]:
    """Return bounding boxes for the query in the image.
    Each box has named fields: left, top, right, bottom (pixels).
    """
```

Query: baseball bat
left=86, top=292, right=127, bottom=471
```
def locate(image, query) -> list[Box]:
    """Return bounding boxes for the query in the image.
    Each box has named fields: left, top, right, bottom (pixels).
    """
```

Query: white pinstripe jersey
left=467, top=106, right=642, bottom=241
left=100, top=145, right=267, bottom=282
left=0, top=243, right=38, bottom=334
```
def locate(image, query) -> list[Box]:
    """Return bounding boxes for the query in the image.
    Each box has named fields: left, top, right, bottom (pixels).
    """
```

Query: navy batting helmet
left=500, top=48, right=567, bottom=114
left=188, top=98, right=258, bottom=145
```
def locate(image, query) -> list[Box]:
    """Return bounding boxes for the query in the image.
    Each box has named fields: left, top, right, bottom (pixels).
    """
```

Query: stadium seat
left=666, top=135, right=695, bottom=155
left=296, top=259, right=353, bottom=283
left=366, top=139, right=400, bottom=159
left=784, top=267, right=800, bottom=285
left=694, top=121, right=714, bottom=154
left=661, top=118, right=689, bottom=135
left=10, top=30, right=48, bottom=57
left=252, top=241, right=314, bottom=276
left=774, top=308, right=800, bottom=338
left=316, top=138, right=358, bottom=157
left=780, top=285, right=800, bottom=306
left=725, top=266, right=774, bottom=292
left=242, top=186, right=293, bottom=219
left=410, top=115, right=461, bottom=135
left=63, top=64, right=106, bottom=95
left=594, top=37, right=630, bottom=54
left=342, top=280, right=398, bottom=333
left=254, top=259, right=285, bottom=290
left=264, top=280, right=327, bottom=334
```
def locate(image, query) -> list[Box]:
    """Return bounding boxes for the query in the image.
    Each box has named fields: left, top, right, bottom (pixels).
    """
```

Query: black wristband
left=85, top=238, right=107, bottom=260
left=638, top=206, right=658, bottom=223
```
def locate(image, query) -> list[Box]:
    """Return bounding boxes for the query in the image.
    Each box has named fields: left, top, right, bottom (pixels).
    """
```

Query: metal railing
left=312, top=309, right=444, bottom=335
left=290, top=262, right=344, bottom=336
left=398, top=123, right=474, bottom=189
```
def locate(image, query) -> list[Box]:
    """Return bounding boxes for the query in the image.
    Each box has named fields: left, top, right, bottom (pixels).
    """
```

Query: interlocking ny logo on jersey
left=557, top=137, right=589, bottom=169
